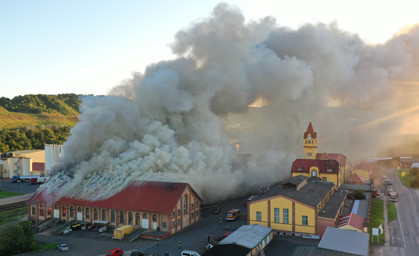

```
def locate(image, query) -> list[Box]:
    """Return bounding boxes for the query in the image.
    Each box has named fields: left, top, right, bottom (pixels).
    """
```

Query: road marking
left=395, top=202, right=406, bottom=249
left=394, top=169, right=418, bottom=214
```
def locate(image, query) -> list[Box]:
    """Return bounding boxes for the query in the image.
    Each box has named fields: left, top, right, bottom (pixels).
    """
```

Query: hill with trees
left=0, top=94, right=81, bottom=151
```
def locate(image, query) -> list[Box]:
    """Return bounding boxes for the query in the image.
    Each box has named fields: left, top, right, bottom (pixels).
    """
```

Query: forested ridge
left=0, top=94, right=81, bottom=152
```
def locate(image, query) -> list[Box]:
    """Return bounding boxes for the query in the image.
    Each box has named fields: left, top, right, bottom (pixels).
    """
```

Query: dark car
left=130, top=250, right=145, bottom=256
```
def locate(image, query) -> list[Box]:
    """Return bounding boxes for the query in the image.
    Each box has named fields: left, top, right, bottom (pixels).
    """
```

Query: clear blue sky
left=1, top=0, right=418, bottom=98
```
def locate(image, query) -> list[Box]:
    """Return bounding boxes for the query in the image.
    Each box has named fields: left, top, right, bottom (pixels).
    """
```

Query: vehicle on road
left=389, top=191, right=398, bottom=202
left=181, top=250, right=201, bottom=256
left=130, top=250, right=145, bottom=256
left=112, top=225, right=133, bottom=240
left=225, top=209, right=240, bottom=221
left=106, top=248, right=124, bottom=256
left=30, top=176, right=49, bottom=184
left=57, top=243, right=69, bottom=252
left=62, top=227, right=72, bottom=234
left=12, top=175, right=40, bottom=183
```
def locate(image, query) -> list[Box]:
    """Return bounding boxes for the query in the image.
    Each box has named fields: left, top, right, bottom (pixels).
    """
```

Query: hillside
left=0, top=94, right=81, bottom=151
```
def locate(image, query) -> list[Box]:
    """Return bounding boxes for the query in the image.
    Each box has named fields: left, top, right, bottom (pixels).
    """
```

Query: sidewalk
left=0, top=193, right=34, bottom=205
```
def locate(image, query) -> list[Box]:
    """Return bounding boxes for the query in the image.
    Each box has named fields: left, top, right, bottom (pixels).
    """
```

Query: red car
left=106, top=248, right=124, bottom=256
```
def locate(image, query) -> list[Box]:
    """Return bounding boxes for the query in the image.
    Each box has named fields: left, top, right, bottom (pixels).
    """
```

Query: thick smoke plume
left=43, top=4, right=419, bottom=202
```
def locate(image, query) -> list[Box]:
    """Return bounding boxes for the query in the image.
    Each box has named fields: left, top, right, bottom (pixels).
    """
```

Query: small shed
left=318, top=227, right=369, bottom=256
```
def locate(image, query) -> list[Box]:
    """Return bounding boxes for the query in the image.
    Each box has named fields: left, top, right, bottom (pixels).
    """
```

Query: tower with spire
left=303, top=122, right=317, bottom=159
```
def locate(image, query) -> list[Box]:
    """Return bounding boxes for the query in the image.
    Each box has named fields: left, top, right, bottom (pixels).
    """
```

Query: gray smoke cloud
left=42, top=3, right=419, bottom=202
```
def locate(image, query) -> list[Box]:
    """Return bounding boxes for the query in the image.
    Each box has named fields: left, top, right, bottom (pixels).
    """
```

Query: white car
left=57, top=243, right=69, bottom=252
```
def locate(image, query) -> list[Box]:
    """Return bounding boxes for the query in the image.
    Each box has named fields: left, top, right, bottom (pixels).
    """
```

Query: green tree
left=410, top=175, right=419, bottom=188
left=410, top=167, right=419, bottom=176
left=0, top=221, right=37, bottom=255
left=353, top=189, right=366, bottom=200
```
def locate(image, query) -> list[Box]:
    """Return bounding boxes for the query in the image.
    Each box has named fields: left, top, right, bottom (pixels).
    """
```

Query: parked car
left=106, top=248, right=124, bottom=256
left=62, top=227, right=72, bottom=234
left=130, top=250, right=145, bottom=256
left=57, top=243, right=69, bottom=252
left=181, top=250, right=201, bottom=256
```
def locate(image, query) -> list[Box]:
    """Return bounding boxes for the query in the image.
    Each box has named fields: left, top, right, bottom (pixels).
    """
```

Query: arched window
left=94, top=208, right=98, bottom=220
left=153, top=214, right=157, bottom=222
left=311, top=170, right=317, bottom=177
left=183, top=195, right=188, bottom=215
left=62, top=206, right=67, bottom=217
left=111, top=210, right=116, bottom=222
left=102, top=209, right=106, bottom=221
left=70, top=206, right=74, bottom=218
left=128, top=212, right=133, bottom=225
left=77, top=207, right=82, bottom=213
left=136, top=213, right=140, bottom=225
left=143, top=213, right=148, bottom=219
left=85, top=208, right=90, bottom=219
left=120, top=211, right=125, bottom=224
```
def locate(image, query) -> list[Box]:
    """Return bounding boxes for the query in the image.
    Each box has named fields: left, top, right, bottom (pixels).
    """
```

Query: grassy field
left=0, top=191, right=24, bottom=199
left=369, top=199, right=385, bottom=244
left=387, top=203, right=398, bottom=222
left=0, top=111, right=78, bottom=130
left=36, top=243, right=58, bottom=252
left=397, top=170, right=414, bottom=187
left=0, top=206, right=28, bottom=225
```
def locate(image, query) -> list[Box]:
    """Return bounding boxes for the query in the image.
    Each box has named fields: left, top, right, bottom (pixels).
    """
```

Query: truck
left=225, top=209, right=240, bottom=221
left=30, top=176, right=49, bottom=184
left=112, top=225, right=133, bottom=240
left=389, top=192, right=398, bottom=202
left=12, top=175, right=41, bottom=183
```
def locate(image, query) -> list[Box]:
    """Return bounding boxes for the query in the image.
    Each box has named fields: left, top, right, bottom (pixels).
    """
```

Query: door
left=142, top=219, right=149, bottom=229
left=54, top=209, right=59, bottom=218
left=77, top=212, right=83, bottom=221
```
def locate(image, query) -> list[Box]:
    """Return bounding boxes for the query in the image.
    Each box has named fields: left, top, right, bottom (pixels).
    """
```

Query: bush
left=0, top=221, right=37, bottom=255
left=410, top=175, right=419, bottom=188
left=353, top=189, right=366, bottom=200
left=410, top=167, right=419, bottom=176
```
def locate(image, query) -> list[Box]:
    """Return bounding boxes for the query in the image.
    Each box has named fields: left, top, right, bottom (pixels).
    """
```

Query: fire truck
left=389, top=191, right=398, bottom=202
left=225, top=209, right=240, bottom=221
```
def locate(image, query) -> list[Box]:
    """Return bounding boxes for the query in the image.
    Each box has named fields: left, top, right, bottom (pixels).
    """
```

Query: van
left=181, top=250, right=201, bottom=256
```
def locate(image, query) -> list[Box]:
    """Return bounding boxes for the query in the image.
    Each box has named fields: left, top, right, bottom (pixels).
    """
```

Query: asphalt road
left=375, top=169, right=419, bottom=256
left=0, top=180, right=41, bottom=194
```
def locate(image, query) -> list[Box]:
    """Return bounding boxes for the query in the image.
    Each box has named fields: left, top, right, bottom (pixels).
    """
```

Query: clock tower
left=303, top=122, right=317, bottom=159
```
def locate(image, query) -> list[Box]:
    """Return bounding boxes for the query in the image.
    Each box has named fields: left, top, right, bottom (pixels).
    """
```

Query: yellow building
left=247, top=175, right=347, bottom=237
left=303, top=122, right=317, bottom=159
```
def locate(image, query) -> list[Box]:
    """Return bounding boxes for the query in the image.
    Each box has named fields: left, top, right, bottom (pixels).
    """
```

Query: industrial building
left=28, top=181, right=201, bottom=238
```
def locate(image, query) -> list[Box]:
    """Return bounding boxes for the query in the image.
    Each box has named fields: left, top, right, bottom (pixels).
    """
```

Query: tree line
left=0, top=126, right=71, bottom=152
left=0, top=94, right=81, bottom=115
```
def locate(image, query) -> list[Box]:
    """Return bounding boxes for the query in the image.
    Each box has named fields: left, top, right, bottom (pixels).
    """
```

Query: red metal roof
left=337, top=213, right=365, bottom=231
left=316, top=152, right=347, bottom=166
left=304, top=122, right=317, bottom=139
left=291, top=159, right=339, bottom=174
left=32, top=162, right=45, bottom=171
left=348, top=173, right=367, bottom=184
left=29, top=181, right=198, bottom=215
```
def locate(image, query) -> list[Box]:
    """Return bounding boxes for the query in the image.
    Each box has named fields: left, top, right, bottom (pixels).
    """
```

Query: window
left=311, top=170, right=317, bottom=177
left=62, top=206, right=67, bottom=217
left=327, top=168, right=333, bottom=172
left=162, top=222, right=167, bottom=229
left=48, top=207, right=52, bottom=215
left=153, top=214, right=157, bottom=222
left=297, top=167, right=303, bottom=171
left=308, top=140, right=311, bottom=144
left=274, top=208, right=280, bottom=223
left=322, top=177, right=327, bottom=181
left=102, top=209, right=106, bottom=221
left=111, top=210, right=116, bottom=222
left=283, top=209, right=289, bottom=224
left=136, top=213, right=140, bottom=224
left=86, top=208, right=90, bottom=219
left=172, top=211, right=175, bottom=218
left=256, top=211, right=262, bottom=221
left=120, top=211, right=124, bottom=224
left=129, top=212, right=133, bottom=224
left=172, top=221, right=175, bottom=227
left=191, top=212, right=194, bottom=219
left=183, top=195, right=188, bottom=215
left=177, top=209, right=180, bottom=216
left=32, top=207, right=36, bottom=215
left=69, top=206, right=74, bottom=218
left=191, top=203, right=194, bottom=210
left=177, top=219, right=181, bottom=225
left=302, top=216, right=308, bottom=226
left=40, top=208, right=44, bottom=216
left=94, top=208, right=98, bottom=220
left=143, top=213, right=148, bottom=219
left=77, top=207, right=82, bottom=214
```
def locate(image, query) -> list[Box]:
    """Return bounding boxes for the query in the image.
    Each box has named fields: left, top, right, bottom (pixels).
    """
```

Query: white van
left=181, top=250, right=201, bottom=256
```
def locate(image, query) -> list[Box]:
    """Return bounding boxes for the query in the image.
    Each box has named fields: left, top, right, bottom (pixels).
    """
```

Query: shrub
left=410, top=175, right=419, bottom=188
left=353, top=189, right=366, bottom=200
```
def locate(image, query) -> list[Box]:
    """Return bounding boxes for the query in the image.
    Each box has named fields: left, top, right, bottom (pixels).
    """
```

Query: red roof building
left=336, top=213, right=366, bottom=233
left=316, top=152, right=347, bottom=167
left=28, top=181, right=201, bottom=238
left=348, top=173, right=368, bottom=185
left=291, top=159, right=343, bottom=187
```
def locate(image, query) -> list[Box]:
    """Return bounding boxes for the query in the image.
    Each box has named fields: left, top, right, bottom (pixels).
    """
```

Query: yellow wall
left=270, top=197, right=293, bottom=231
left=292, top=173, right=309, bottom=178
left=352, top=169, right=369, bottom=179
left=318, top=173, right=338, bottom=185
left=249, top=200, right=269, bottom=226
left=338, top=225, right=362, bottom=233
left=294, top=202, right=316, bottom=234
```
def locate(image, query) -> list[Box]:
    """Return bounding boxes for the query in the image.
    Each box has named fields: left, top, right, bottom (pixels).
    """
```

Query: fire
left=248, top=95, right=269, bottom=108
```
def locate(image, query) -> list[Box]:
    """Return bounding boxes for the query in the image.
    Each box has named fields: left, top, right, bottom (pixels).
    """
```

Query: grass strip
left=387, top=203, right=398, bottom=223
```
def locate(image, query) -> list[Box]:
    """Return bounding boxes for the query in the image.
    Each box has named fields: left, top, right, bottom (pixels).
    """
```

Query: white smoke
left=42, top=3, right=419, bottom=203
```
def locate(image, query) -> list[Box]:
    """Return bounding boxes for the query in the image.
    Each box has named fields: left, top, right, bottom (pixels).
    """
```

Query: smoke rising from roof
left=43, top=3, right=419, bottom=202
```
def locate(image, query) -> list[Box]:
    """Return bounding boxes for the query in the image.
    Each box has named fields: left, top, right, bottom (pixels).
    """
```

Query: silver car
left=57, top=243, right=69, bottom=252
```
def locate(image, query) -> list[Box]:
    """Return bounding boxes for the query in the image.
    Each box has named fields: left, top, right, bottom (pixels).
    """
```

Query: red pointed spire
left=304, top=122, right=317, bottom=139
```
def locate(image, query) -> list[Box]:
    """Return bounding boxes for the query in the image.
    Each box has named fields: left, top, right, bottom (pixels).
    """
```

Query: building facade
left=247, top=176, right=346, bottom=237
left=28, top=181, right=201, bottom=237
